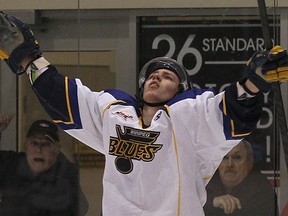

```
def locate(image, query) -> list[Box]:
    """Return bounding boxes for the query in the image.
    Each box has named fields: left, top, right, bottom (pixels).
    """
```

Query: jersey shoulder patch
left=104, top=89, right=140, bottom=109
left=167, top=88, right=215, bottom=105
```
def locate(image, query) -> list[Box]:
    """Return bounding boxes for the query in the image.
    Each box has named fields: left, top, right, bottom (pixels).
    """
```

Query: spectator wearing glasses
left=203, top=139, right=277, bottom=216
left=0, top=113, right=88, bottom=216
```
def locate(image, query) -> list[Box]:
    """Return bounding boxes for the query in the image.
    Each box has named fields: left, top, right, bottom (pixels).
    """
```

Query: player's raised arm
left=0, top=12, right=123, bottom=153
left=0, top=12, right=106, bottom=144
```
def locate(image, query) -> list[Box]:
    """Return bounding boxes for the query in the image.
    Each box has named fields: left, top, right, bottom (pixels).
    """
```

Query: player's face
left=25, top=133, right=60, bottom=176
left=218, top=143, right=252, bottom=189
left=143, top=69, right=180, bottom=104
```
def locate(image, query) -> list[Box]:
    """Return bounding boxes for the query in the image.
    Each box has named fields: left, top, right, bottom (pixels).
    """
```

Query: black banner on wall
left=138, top=16, right=279, bottom=180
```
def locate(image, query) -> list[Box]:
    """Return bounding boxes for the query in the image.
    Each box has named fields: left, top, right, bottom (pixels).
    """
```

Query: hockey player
left=0, top=12, right=288, bottom=216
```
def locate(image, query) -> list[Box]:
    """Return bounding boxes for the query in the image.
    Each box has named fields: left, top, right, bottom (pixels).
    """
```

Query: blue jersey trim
left=54, top=78, right=83, bottom=130
left=167, top=88, right=215, bottom=106
left=104, top=89, right=141, bottom=115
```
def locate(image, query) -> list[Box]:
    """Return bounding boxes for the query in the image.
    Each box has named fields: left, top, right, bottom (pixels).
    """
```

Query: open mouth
left=149, top=82, right=159, bottom=88
left=34, top=158, right=45, bottom=162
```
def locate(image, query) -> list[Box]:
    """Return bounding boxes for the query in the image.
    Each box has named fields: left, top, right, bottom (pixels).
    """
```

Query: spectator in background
left=204, top=139, right=277, bottom=216
left=0, top=112, right=88, bottom=216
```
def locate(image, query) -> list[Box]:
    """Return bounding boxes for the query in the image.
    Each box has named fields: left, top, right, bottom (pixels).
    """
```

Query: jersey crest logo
left=109, top=125, right=162, bottom=174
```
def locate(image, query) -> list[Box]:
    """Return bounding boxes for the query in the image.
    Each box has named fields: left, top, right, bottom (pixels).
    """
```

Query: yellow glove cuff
left=270, top=45, right=285, bottom=55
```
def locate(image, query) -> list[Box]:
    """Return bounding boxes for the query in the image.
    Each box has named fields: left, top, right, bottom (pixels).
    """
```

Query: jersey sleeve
left=31, top=64, right=112, bottom=153
left=169, top=82, right=262, bottom=141
left=223, top=82, right=263, bottom=139
left=167, top=83, right=263, bottom=184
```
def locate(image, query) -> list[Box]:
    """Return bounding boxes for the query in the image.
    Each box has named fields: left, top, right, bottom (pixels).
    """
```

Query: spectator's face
left=143, top=69, right=180, bottom=104
left=25, top=133, right=60, bottom=176
left=218, top=143, right=252, bottom=189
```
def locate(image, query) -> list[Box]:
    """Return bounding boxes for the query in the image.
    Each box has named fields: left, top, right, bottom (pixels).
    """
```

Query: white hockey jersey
left=29, top=57, right=262, bottom=216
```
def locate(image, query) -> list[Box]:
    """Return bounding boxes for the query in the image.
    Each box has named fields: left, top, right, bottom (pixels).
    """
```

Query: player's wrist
left=239, top=77, right=259, bottom=95
left=26, top=57, right=50, bottom=84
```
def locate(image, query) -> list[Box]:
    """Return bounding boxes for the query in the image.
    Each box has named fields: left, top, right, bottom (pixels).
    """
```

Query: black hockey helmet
left=138, top=57, right=193, bottom=100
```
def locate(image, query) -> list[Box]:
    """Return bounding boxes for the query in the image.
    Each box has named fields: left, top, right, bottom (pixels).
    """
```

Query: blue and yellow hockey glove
left=262, top=45, right=288, bottom=82
left=243, top=45, right=288, bottom=93
left=0, top=11, right=41, bottom=75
